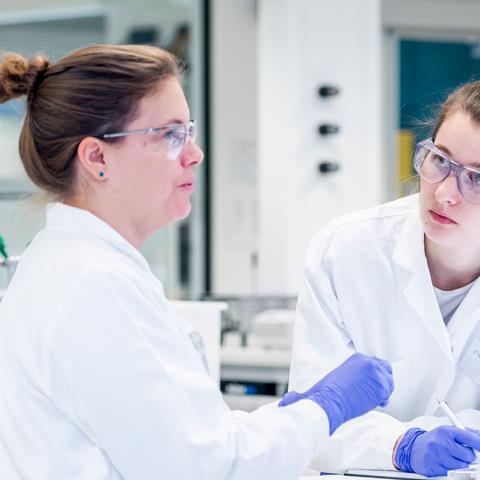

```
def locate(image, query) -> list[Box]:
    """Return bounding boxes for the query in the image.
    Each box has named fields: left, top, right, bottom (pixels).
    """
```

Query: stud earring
left=99, top=171, right=105, bottom=177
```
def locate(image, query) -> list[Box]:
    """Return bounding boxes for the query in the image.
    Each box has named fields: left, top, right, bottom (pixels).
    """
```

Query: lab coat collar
left=392, top=196, right=453, bottom=362
left=46, top=202, right=150, bottom=272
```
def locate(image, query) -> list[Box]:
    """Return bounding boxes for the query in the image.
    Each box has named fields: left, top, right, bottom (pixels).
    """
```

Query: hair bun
left=0, top=53, right=49, bottom=103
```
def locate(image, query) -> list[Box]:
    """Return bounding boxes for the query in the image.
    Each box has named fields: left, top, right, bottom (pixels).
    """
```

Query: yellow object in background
left=397, top=130, right=416, bottom=197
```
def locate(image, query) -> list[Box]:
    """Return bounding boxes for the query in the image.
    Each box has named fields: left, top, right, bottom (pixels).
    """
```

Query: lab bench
left=220, top=345, right=291, bottom=411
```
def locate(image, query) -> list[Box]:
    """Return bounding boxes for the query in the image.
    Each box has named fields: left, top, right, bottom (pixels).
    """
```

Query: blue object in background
left=400, top=39, right=480, bottom=142
left=0, top=98, right=25, bottom=118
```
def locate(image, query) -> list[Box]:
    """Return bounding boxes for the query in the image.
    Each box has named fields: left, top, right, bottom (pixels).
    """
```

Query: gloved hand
left=395, top=426, right=480, bottom=477
left=279, top=353, right=394, bottom=434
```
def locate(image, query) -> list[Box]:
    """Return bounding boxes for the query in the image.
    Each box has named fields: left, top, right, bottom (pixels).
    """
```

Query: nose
left=180, top=138, right=204, bottom=167
left=434, top=172, right=461, bottom=205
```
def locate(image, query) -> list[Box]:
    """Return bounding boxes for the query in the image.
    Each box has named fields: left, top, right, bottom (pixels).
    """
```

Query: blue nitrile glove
left=279, top=353, right=394, bottom=434
left=395, top=426, right=480, bottom=477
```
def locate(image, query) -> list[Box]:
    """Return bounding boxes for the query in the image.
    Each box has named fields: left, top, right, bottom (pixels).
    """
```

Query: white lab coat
left=289, top=193, right=480, bottom=473
left=0, top=203, right=329, bottom=480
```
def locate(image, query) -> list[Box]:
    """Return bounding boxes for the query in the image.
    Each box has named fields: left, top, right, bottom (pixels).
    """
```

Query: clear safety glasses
left=414, top=138, right=480, bottom=204
left=101, top=120, right=197, bottom=160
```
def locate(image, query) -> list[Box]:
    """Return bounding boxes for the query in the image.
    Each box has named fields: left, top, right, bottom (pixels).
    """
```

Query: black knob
left=318, top=85, right=340, bottom=97
left=318, top=161, right=340, bottom=174
left=318, top=123, right=340, bottom=136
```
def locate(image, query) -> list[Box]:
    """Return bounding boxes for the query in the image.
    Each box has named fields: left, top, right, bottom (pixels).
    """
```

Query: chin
left=174, top=202, right=192, bottom=221
left=424, top=223, right=460, bottom=249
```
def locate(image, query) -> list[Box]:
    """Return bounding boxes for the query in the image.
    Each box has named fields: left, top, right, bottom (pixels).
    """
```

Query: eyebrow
left=162, top=118, right=188, bottom=126
left=141, top=119, right=185, bottom=129
left=434, top=143, right=452, bottom=156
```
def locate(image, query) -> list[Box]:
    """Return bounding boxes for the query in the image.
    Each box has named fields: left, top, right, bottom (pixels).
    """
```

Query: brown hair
left=432, top=80, right=480, bottom=139
left=0, top=45, right=179, bottom=198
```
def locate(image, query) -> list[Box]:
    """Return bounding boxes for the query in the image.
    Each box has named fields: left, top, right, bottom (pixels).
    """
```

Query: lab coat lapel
left=392, top=204, right=453, bottom=362
left=392, top=202, right=455, bottom=413
left=448, top=279, right=480, bottom=364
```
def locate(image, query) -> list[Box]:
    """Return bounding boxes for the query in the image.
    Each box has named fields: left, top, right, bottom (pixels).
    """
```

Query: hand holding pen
left=394, top=400, right=480, bottom=476
left=437, top=399, right=479, bottom=465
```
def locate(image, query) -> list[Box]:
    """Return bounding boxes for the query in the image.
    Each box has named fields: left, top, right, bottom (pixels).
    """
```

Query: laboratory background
left=1, top=0, right=480, bottom=411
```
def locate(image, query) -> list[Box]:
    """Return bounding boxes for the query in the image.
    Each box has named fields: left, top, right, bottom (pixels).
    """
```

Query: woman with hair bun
left=0, top=45, right=393, bottom=479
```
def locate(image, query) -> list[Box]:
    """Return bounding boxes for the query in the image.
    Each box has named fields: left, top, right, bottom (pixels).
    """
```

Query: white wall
left=257, top=0, right=385, bottom=295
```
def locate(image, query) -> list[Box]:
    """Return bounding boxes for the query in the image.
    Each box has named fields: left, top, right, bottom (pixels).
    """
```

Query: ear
left=76, top=137, right=108, bottom=180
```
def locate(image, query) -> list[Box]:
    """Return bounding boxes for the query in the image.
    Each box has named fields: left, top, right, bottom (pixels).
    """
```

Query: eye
left=430, top=153, right=449, bottom=167
left=146, top=126, right=182, bottom=146
left=162, top=127, right=185, bottom=147
left=465, top=169, right=480, bottom=187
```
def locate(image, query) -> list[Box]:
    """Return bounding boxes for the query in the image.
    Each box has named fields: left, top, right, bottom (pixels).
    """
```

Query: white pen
left=437, top=398, right=466, bottom=430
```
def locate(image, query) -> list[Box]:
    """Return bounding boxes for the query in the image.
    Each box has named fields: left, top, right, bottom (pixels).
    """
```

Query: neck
left=425, top=236, right=480, bottom=290
left=63, top=195, right=146, bottom=250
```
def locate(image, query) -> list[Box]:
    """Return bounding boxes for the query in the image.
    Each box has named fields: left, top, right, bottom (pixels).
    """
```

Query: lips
left=429, top=209, right=457, bottom=225
left=177, top=178, right=195, bottom=191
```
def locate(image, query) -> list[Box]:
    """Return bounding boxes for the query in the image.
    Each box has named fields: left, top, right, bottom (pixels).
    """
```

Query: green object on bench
left=0, top=235, right=8, bottom=259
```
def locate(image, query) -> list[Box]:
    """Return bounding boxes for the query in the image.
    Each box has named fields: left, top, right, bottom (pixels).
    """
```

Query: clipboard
left=345, top=469, right=446, bottom=480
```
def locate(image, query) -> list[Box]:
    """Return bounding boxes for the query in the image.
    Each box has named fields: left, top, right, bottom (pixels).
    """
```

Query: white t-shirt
left=434, top=279, right=477, bottom=325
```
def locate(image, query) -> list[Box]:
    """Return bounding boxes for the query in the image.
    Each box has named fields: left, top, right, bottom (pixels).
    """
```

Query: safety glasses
left=100, top=120, right=197, bottom=160
left=414, top=138, right=480, bottom=204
